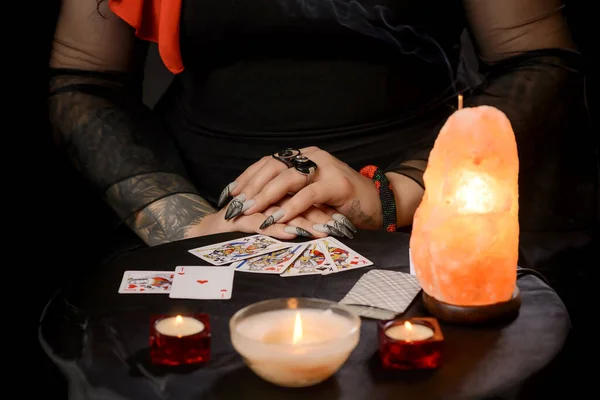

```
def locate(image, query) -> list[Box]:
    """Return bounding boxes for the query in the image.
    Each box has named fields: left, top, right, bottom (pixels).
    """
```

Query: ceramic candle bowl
left=229, top=298, right=361, bottom=388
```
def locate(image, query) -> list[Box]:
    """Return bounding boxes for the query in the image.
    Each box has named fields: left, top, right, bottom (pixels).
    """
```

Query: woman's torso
left=155, top=0, right=466, bottom=204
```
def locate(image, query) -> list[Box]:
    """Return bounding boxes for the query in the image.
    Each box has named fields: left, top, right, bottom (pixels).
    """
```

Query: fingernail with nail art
left=313, top=223, right=344, bottom=237
left=259, top=209, right=285, bottom=230
left=241, top=199, right=255, bottom=213
left=217, top=182, right=238, bottom=208
left=284, top=226, right=314, bottom=238
left=332, top=213, right=357, bottom=233
left=328, top=219, right=354, bottom=239
left=224, top=193, right=246, bottom=220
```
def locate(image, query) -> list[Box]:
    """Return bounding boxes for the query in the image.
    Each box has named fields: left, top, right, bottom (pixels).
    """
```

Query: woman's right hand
left=186, top=196, right=354, bottom=240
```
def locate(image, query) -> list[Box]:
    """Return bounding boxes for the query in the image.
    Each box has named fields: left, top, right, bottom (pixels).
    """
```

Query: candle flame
left=458, top=94, right=463, bottom=110
left=175, top=315, right=184, bottom=338
left=404, top=321, right=413, bottom=342
left=292, top=312, right=303, bottom=345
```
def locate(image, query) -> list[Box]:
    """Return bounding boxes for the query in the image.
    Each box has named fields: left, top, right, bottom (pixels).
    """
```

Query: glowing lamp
left=410, top=105, right=521, bottom=324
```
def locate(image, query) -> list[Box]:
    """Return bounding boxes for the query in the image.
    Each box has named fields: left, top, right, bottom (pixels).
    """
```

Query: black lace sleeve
left=48, top=0, right=216, bottom=246
left=463, top=0, right=596, bottom=230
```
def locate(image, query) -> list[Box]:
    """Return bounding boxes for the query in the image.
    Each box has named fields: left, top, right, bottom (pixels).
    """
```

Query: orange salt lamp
left=410, top=105, right=521, bottom=324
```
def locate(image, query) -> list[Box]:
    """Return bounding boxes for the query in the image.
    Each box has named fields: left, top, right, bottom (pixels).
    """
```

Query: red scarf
left=109, top=0, right=184, bottom=74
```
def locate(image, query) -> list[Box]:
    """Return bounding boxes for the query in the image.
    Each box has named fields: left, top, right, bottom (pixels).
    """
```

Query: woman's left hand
left=218, top=146, right=383, bottom=235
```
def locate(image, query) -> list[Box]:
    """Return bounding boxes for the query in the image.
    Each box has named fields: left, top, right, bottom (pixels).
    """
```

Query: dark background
left=35, top=0, right=596, bottom=397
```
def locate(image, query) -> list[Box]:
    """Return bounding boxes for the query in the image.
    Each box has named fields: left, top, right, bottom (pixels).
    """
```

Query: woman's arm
left=49, top=0, right=216, bottom=246
left=386, top=0, right=590, bottom=230
left=462, top=0, right=594, bottom=230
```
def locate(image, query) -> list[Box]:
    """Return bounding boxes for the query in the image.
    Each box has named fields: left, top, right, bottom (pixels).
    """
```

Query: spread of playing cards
left=117, top=234, right=375, bottom=300
left=230, top=236, right=373, bottom=276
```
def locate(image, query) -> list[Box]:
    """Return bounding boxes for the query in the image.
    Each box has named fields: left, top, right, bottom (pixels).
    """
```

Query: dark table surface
left=39, top=231, right=571, bottom=400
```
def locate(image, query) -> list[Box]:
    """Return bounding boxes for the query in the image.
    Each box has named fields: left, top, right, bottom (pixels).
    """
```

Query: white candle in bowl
left=231, top=308, right=359, bottom=388
left=385, top=321, right=434, bottom=342
left=155, top=315, right=205, bottom=338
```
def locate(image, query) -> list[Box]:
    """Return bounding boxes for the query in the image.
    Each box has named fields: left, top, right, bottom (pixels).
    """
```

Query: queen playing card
left=232, top=243, right=308, bottom=274
left=118, top=271, right=174, bottom=294
left=281, top=240, right=335, bottom=276
left=319, top=237, right=373, bottom=273
left=169, top=266, right=235, bottom=300
left=188, top=234, right=291, bottom=265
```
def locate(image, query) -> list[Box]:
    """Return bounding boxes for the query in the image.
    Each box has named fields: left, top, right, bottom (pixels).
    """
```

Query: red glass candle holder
left=150, top=313, right=211, bottom=366
left=378, top=317, right=444, bottom=370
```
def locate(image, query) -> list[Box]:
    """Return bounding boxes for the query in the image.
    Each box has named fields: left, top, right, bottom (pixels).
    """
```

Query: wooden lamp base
left=422, top=287, right=521, bottom=325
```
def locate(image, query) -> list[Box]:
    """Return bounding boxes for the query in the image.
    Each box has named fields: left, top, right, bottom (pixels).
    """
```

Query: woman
left=49, top=0, right=590, bottom=247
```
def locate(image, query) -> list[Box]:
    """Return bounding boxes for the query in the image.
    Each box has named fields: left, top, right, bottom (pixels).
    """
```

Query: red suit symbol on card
left=197, top=280, right=208, bottom=284
left=178, top=268, right=185, bottom=275
left=128, top=284, right=137, bottom=289
left=220, top=289, right=227, bottom=298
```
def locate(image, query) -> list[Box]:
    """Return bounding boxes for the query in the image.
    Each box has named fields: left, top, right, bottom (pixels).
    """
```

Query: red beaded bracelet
left=359, top=165, right=397, bottom=232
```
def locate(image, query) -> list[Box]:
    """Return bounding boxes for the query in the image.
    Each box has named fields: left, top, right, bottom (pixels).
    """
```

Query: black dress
left=155, top=0, right=465, bottom=205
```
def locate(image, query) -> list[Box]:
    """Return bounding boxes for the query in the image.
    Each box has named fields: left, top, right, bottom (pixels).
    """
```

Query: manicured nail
left=224, top=193, right=246, bottom=220
left=259, top=209, right=285, bottom=230
left=241, top=199, right=255, bottom=213
left=328, top=220, right=354, bottom=239
left=284, top=226, right=314, bottom=238
left=332, top=213, right=357, bottom=233
left=313, top=223, right=344, bottom=237
left=217, top=182, right=238, bottom=208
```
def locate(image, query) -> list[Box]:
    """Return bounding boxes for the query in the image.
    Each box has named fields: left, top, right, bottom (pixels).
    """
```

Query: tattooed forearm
left=48, top=75, right=184, bottom=190
left=48, top=73, right=215, bottom=244
left=126, top=193, right=216, bottom=246
left=105, top=172, right=199, bottom=220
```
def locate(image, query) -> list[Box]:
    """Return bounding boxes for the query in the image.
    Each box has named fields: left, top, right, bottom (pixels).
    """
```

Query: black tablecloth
left=39, top=231, right=570, bottom=400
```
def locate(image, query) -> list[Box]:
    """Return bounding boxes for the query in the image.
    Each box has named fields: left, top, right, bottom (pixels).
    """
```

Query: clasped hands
left=208, top=147, right=384, bottom=240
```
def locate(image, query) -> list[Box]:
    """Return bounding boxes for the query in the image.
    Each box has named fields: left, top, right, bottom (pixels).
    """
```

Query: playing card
left=318, top=237, right=373, bottom=274
left=232, top=243, right=308, bottom=274
left=341, top=305, right=399, bottom=321
left=188, top=234, right=291, bottom=265
left=339, top=269, right=422, bottom=319
left=118, top=271, right=174, bottom=294
left=169, top=266, right=235, bottom=300
left=281, top=240, right=335, bottom=277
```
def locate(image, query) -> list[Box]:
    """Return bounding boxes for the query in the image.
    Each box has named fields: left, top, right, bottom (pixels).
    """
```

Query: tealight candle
left=230, top=298, right=360, bottom=388
left=155, top=315, right=205, bottom=337
left=385, top=321, right=434, bottom=341
left=150, top=313, right=211, bottom=366
left=378, top=318, right=444, bottom=370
